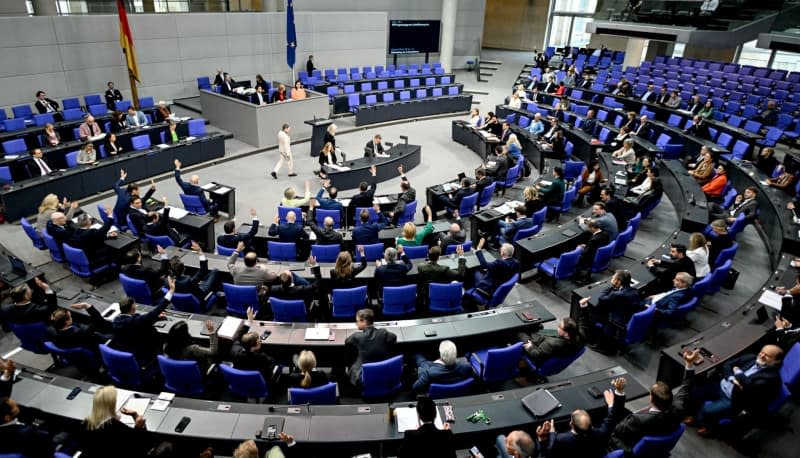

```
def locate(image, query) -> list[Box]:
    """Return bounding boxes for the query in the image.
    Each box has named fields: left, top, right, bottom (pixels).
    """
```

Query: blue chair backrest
left=403, top=245, right=428, bottom=259
left=398, top=201, right=417, bottom=224
left=591, top=240, right=616, bottom=273
left=145, top=234, right=175, bottom=250
left=3, top=118, right=25, bottom=131
left=197, top=76, right=211, bottom=89
left=532, top=206, right=548, bottom=229
left=315, top=208, right=341, bottom=228
left=139, top=97, right=154, bottom=109
left=708, top=259, right=732, bottom=294
left=479, top=342, right=524, bottom=383
left=691, top=274, right=713, bottom=299
left=513, top=224, right=540, bottom=242
left=179, top=194, right=207, bottom=215
left=311, top=244, right=340, bottom=263
left=115, top=100, right=132, bottom=112
left=42, top=228, right=65, bottom=263
left=99, top=344, right=143, bottom=388
left=382, top=284, right=417, bottom=316
left=628, top=212, right=641, bottom=235
left=354, top=207, right=379, bottom=226
left=332, top=286, right=368, bottom=319
left=445, top=240, right=472, bottom=254
left=625, top=304, right=656, bottom=345
left=459, top=192, right=479, bottom=217
left=554, top=246, right=582, bottom=280
left=728, top=213, right=747, bottom=239
left=131, top=134, right=151, bottom=150
left=88, top=104, right=107, bottom=117
left=171, top=292, right=207, bottom=314
left=223, top=283, right=260, bottom=317
left=62, top=97, right=81, bottom=110
left=44, top=341, right=98, bottom=372
left=289, top=382, right=337, bottom=405
left=780, top=342, right=800, bottom=391
left=219, top=364, right=268, bottom=399
left=9, top=322, right=49, bottom=354
left=33, top=113, right=55, bottom=127
left=271, top=297, right=308, bottom=322
left=428, top=282, right=463, bottom=313
left=20, top=218, right=46, bottom=249
left=479, top=182, right=496, bottom=207
left=3, top=139, right=27, bottom=156
left=362, top=355, right=403, bottom=398
left=278, top=206, right=302, bottom=224
left=612, top=226, right=634, bottom=257
left=488, top=273, right=520, bottom=307
left=64, top=151, right=79, bottom=168
left=84, top=94, right=102, bottom=106
left=536, top=346, right=586, bottom=377
left=563, top=160, right=585, bottom=181
left=62, top=107, right=84, bottom=121
left=359, top=243, right=384, bottom=262
left=188, top=119, right=206, bottom=137
left=157, top=355, right=204, bottom=396
left=0, top=165, right=13, bottom=184
left=119, top=273, right=154, bottom=305
left=12, top=104, right=33, bottom=119
left=714, top=242, right=738, bottom=268
left=268, top=241, right=297, bottom=261
left=63, top=243, right=94, bottom=277
left=429, top=377, right=474, bottom=399
left=630, top=424, right=685, bottom=457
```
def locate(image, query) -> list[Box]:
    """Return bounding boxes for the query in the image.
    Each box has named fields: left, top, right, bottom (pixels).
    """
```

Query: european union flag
left=286, top=1, right=297, bottom=69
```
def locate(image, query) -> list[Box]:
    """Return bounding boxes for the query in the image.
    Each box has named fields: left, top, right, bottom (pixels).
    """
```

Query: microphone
left=587, top=279, right=606, bottom=289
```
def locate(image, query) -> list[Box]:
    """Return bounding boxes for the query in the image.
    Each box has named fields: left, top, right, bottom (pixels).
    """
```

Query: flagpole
left=127, top=67, right=140, bottom=110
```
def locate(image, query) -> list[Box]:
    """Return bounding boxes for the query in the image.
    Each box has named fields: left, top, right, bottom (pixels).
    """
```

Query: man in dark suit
left=111, top=277, right=174, bottom=364
left=639, top=83, right=657, bottom=103
left=230, top=307, right=277, bottom=382
left=646, top=244, right=696, bottom=293
left=24, top=148, right=53, bottom=178
left=388, top=165, right=416, bottom=226
left=315, top=180, right=344, bottom=220
left=213, top=68, right=225, bottom=86
left=34, top=90, right=60, bottom=115
left=127, top=193, right=155, bottom=235
left=600, top=187, right=628, bottom=230
left=398, top=395, right=457, bottom=458
left=497, top=205, right=535, bottom=244
left=364, top=135, right=385, bottom=157
left=437, top=222, right=467, bottom=253
left=687, top=95, right=703, bottom=115
left=344, top=308, right=397, bottom=386
left=436, top=178, right=474, bottom=218
left=105, top=81, right=123, bottom=109
left=265, top=259, right=322, bottom=309
left=306, top=56, right=315, bottom=75
left=309, top=216, right=343, bottom=245
left=375, top=246, right=413, bottom=288
left=1, top=277, right=57, bottom=329
left=412, top=340, right=472, bottom=393
left=349, top=165, right=378, bottom=211
left=685, top=115, right=711, bottom=140
left=689, top=344, right=784, bottom=436
left=470, top=238, right=519, bottom=303
left=754, top=100, right=779, bottom=126
left=577, top=269, right=641, bottom=348
left=268, top=211, right=308, bottom=243
left=120, top=247, right=169, bottom=294
left=575, top=220, right=611, bottom=282
left=220, top=74, right=235, bottom=95
left=473, top=167, right=494, bottom=196
left=144, top=203, right=189, bottom=247
left=218, top=208, right=259, bottom=251
left=650, top=272, right=693, bottom=318
left=69, top=210, right=115, bottom=266
left=171, top=242, right=220, bottom=301
left=0, top=396, right=54, bottom=457
left=47, top=302, right=110, bottom=350
left=633, top=115, right=653, bottom=140
left=581, top=109, right=598, bottom=136
left=535, top=377, right=626, bottom=457
left=46, top=211, right=74, bottom=246
left=518, top=317, right=583, bottom=366
left=174, top=159, right=218, bottom=217
left=711, top=186, right=759, bottom=225
left=417, top=246, right=466, bottom=304
left=655, top=86, right=670, bottom=106
left=352, top=205, right=387, bottom=245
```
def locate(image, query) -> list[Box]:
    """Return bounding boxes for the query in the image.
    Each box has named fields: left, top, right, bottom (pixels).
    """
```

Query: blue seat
left=525, top=346, right=586, bottom=379
left=513, top=224, right=540, bottom=242
left=590, top=240, right=616, bottom=275
left=33, top=113, right=55, bottom=127
left=721, top=187, right=738, bottom=209
left=115, top=100, right=132, bottom=112
left=2, top=139, right=27, bottom=156
left=62, top=107, right=84, bottom=121
left=219, top=364, right=268, bottom=399
left=315, top=208, right=342, bottom=229
left=348, top=94, right=360, bottom=112
left=713, top=242, right=738, bottom=269
left=671, top=296, right=699, bottom=321
left=331, top=286, right=368, bottom=319
left=362, top=355, right=403, bottom=398
left=495, top=163, right=522, bottom=194
left=547, top=186, right=577, bottom=221
left=99, top=344, right=143, bottom=389
left=311, top=244, right=340, bottom=263
left=278, top=206, right=303, bottom=225
left=139, top=97, right=154, bottom=109
left=691, top=274, right=714, bottom=300
left=707, top=259, right=732, bottom=295
left=458, top=192, right=479, bottom=217
left=9, top=322, right=49, bottom=354
left=268, top=241, right=297, bottom=261
left=563, top=160, right=585, bottom=181
left=358, top=243, right=385, bottom=262
left=537, top=246, right=582, bottom=283
left=428, top=377, right=474, bottom=399
left=223, top=283, right=260, bottom=317
left=20, top=218, right=46, bottom=250
left=382, top=284, right=417, bottom=317
left=611, top=226, right=634, bottom=258
left=289, top=381, right=338, bottom=405
left=604, top=424, right=684, bottom=458
left=64, top=151, right=79, bottom=168
left=88, top=104, right=107, bottom=117
left=171, top=291, right=216, bottom=314
left=12, top=104, right=33, bottom=120
left=623, top=304, right=656, bottom=346
left=144, top=233, right=186, bottom=251
left=119, top=273, right=155, bottom=305
left=44, top=341, right=99, bottom=373
left=398, top=201, right=417, bottom=224
left=444, top=240, right=472, bottom=254
left=179, top=193, right=207, bottom=215
left=131, top=134, right=151, bottom=150
left=354, top=207, right=379, bottom=226
left=42, top=228, right=65, bottom=263
left=756, top=127, right=783, bottom=148
left=157, top=355, right=204, bottom=396
left=84, top=94, right=102, bottom=107
left=402, top=245, right=429, bottom=260
left=2, top=118, right=25, bottom=132
left=62, top=243, right=114, bottom=281
left=428, top=282, right=463, bottom=314
left=468, top=342, right=524, bottom=384
left=197, top=76, right=211, bottom=90
left=728, top=213, right=747, bottom=240
left=532, top=207, right=548, bottom=230
left=271, top=297, right=308, bottom=322
left=188, top=119, right=207, bottom=137
left=466, top=273, right=520, bottom=308
left=62, top=97, right=81, bottom=110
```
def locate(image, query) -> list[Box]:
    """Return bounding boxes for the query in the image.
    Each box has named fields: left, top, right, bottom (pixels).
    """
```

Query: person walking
left=272, top=123, right=296, bottom=179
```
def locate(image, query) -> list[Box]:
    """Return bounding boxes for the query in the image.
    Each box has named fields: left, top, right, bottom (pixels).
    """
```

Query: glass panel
left=549, top=15, right=573, bottom=48
left=555, top=0, right=599, bottom=13
left=773, top=51, right=800, bottom=73
left=738, top=40, right=771, bottom=68
left=570, top=17, right=593, bottom=47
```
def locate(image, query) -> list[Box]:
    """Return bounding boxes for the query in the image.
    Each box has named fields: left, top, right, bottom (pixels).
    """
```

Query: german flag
left=117, top=0, right=140, bottom=82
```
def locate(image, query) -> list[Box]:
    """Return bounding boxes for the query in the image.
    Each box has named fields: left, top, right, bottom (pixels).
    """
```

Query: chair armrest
left=206, top=363, right=217, bottom=377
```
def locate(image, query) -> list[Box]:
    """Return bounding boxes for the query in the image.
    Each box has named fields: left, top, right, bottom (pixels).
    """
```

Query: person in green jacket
left=396, top=205, right=434, bottom=247
left=539, top=166, right=566, bottom=223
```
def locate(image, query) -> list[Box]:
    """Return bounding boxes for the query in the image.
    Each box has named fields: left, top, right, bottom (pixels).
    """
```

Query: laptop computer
left=521, top=389, right=562, bottom=418
left=304, top=328, right=330, bottom=341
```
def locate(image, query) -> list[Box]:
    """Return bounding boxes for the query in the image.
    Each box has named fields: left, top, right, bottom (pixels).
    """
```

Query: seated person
left=228, top=241, right=278, bottom=289
left=575, top=220, right=611, bottom=283
left=698, top=100, right=715, bottom=120
left=288, top=350, right=329, bottom=389
left=47, top=302, right=110, bottom=350
left=1, top=277, right=57, bottom=328
left=498, top=205, right=535, bottom=244
left=465, top=239, right=519, bottom=309
left=127, top=194, right=154, bottom=235
left=309, top=215, right=344, bottom=245
left=46, top=211, right=75, bottom=245
left=315, top=179, right=344, bottom=218
left=125, top=106, right=148, bottom=127
left=330, top=247, right=368, bottom=290
left=600, top=187, right=629, bottom=230
left=79, top=115, right=102, bottom=140
left=163, top=320, right=218, bottom=376
left=174, top=159, right=218, bottom=217
left=481, top=112, right=502, bottom=136
left=344, top=308, right=397, bottom=387
left=437, top=222, right=467, bottom=253
left=767, top=168, right=796, bottom=193
left=375, top=246, right=413, bottom=288
left=506, top=134, right=523, bottom=163
left=120, top=246, right=169, bottom=294
left=687, top=149, right=714, bottom=184
left=264, top=257, right=321, bottom=308
left=268, top=211, right=309, bottom=243
left=473, top=167, right=494, bottom=196
left=387, top=165, right=416, bottom=226
left=701, top=165, right=728, bottom=202
left=611, top=138, right=636, bottom=165
left=487, top=145, right=512, bottom=180
left=710, top=186, right=759, bottom=224
left=646, top=244, right=695, bottom=293
left=684, top=115, right=710, bottom=140
left=144, top=202, right=190, bottom=248
left=76, top=143, right=96, bottom=165
left=396, top=205, right=434, bottom=246
left=578, top=201, right=619, bottom=240
left=170, top=242, right=220, bottom=301
left=111, top=278, right=174, bottom=364
left=578, top=269, right=641, bottom=349
left=538, top=167, right=566, bottom=220
left=753, top=147, right=778, bottom=176
left=352, top=205, right=387, bottom=245
left=577, top=162, right=603, bottom=206
left=629, top=167, right=656, bottom=196
left=418, top=245, right=466, bottom=285
left=627, top=157, right=651, bottom=187
left=218, top=208, right=259, bottom=251
left=0, top=366, right=56, bottom=457
left=581, top=109, right=598, bottom=136
left=707, top=219, right=733, bottom=267
left=398, top=395, right=457, bottom=458
left=36, top=193, right=75, bottom=234
left=527, top=112, right=545, bottom=136
left=156, top=100, right=172, bottom=122
left=282, top=181, right=311, bottom=207
left=754, top=100, right=778, bottom=127
left=25, top=148, right=54, bottom=178
left=349, top=165, right=378, bottom=210
left=437, top=179, right=475, bottom=218
left=412, top=339, right=472, bottom=393
left=365, top=134, right=386, bottom=157
left=467, top=108, right=480, bottom=127
left=665, top=90, right=682, bottom=109
left=649, top=272, right=693, bottom=318
left=230, top=307, right=277, bottom=383
left=496, top=430, right=537, bottom=458
left=523, top=185, right=546, bottom=217
left=542, top=129, right=566, bottom=157
left=69, top=210, right=115, bottom=266
left=518, top=317, right=583, bottom=366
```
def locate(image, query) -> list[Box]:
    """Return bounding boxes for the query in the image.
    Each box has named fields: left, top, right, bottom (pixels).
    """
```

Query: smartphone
left=260, top=330, right=272, bottom=340
left=67, top=386, right=81, bottom=400
left=175, top=416, right=191, bottom=433
left=587, top=386, right=603, bottom=399
left=469, top=446, right=481, bottom=457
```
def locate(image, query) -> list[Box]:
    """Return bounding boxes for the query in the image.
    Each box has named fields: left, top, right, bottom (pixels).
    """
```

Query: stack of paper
left=165, top=206, right=189, bottom=219
left=759, top=289, right=788, bottom=311
left=217, top=316, right=243, bottom=339
left=201, top=183, right=216, bottom=191
left=394, top=406, right=443, bottom=433
left=374, top=197, right=391, bottom=204
left=120, top=398, right=150, bottom=426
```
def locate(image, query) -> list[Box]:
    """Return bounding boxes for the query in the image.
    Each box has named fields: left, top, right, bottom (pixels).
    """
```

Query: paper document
left=165, top=206, right=189, bottom=219
left=114, top=390, right=133, bottom=414
left=102, top=302, right=120, bottom=321
left=88, top=133, right=106, bottom=141
left=374, top=197, right=391, bottom=205
left=758, top=289, right=788, bottom=311
left=201, top=183, right=215, bottom=190
left=339, top=198, right=351, bottom=207
left=494, top=200, right=524, bottom=215
left=214, top=186, right=230, bottom=194
left=615, top=178, right=627, bottom=185
left=150, top=400, right=170, bottom=411
left=395, top=406, right=443, bottom=433
left=539, top=180, right=552, bottom=187
left=217, top=316, right=243, bottom=339
left=442, top=183, right=454, bottom=192
left=375, top=153, right=390, bottom=158
left=120, top=398, right=150, bottom=426
left=156, top=144, right=169, bottom=149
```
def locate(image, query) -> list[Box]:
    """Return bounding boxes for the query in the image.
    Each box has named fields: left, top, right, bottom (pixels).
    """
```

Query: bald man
left=496, top=430, right=536, bottom=458
left=268, top=211, right=308, bottom=243
left=438, top=222, right=466, bottom=252
left=174, top=159, right=219, bottom=217
left=78, top=114, right=102, bottom=140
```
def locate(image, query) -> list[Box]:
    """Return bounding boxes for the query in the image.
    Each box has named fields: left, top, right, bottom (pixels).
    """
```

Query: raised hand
left=156, top=245, right=165, bottom=254
left=166, top=276, right=176, bottom=292
left=476, top=237, right=486, bottom=251
left=604, top=389, right=615, bottom=407
left=205, top=320, right=215, bottom=333
left=34, top=277, right=49, bottom=291
left=120, top=169, right=127, bottom=180
left=307, top=255, right=317, bottom=266
left=456, top=245, right=464, bottom=257
left=105, top=205, right=113, bottom=218
left=398, top=164, right=404, bottom=175
left=246, top=306, right=255, bottom=322
left=70, top=302, right=91, bottom=310
left=237, top=241, right=246, bottom=252
left=174, top=159, right=182, bottom=169
left=611, top=377, right=627, bottom=393
left=190, top=241, right=202, bottom=253
left=357, top=245, right=365, bottom=257
left=150, top=179, right=156, bottom=190
left=250, top=207, right=257, bottom=217
left=370, top=165, right=377, bottom=176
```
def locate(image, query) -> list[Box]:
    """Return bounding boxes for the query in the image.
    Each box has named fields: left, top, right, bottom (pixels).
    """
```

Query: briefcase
left=722, top=268, right=739, bottom=290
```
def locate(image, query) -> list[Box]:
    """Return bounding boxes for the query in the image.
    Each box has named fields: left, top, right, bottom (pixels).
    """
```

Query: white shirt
left=631, top=176, right=652, bottom=195
left=34, top=157, right=51, bottom=175
left=278, top=130, right=291, bottom=154
left=687, top=246, right=710, bottom=277
left=508, top=97, right=522, bottom=109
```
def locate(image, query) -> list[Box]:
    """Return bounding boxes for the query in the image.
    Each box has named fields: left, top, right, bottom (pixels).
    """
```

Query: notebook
left=521, top=389, right=562, bottom=417
left=304, top=328, right=330, bottom=340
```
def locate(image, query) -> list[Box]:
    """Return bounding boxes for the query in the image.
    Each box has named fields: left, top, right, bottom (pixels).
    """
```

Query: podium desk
left=202, top=182, right=236, bottom=218
left=304, top=118, right=333, bottom=157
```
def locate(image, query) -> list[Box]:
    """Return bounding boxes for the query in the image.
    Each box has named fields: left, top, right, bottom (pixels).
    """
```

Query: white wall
left=296, top=0, right=486, bottom=68
left=0, top=11, right=387, bottom=108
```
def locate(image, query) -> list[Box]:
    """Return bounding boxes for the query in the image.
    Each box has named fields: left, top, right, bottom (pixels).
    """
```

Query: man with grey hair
left=651, top=271, right=693, bottom=318
left=69, top=206, right=115, bottom=266
left=375, top=245, right=412, bottom=289
left=496, top=430, right=537, bottom=458
left=463, top=238, right=520, bottom=311
left=309, top=215, right=343, bottom=245
left=345, top=308, right=397, bottom=387
left=412, top=340, right=473, bottom=393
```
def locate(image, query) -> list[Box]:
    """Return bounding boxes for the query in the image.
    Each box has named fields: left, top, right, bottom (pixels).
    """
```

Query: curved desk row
left=324, top=143, right=421, bottom=191
left=0, top=133, right=225, bottom=221
left=9, top=362, right=644, bottom=455
left=355, top=94, right=473, bottom=127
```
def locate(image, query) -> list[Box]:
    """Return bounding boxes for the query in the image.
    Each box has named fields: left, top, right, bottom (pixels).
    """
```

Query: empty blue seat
left=9, top=322, right=48, bottom=354
left=332, top=286, right=368, bottom=319
left=157, top=355, right=204, bottom=396
left=268, top=241, right=297, bottom=261
left=468, top=342, right=524, bottom=384
left=44, top=341, right=99, bottom=373
left=3, top=118, right=25, bottom=131
left=289, top=382, right=337, bottom=405
left=416, top=89, right=427, bottom=98
left=219, top=364, right=268, bottom=399
left=448, top=86, right=459, bottom=96
left=270, top=297, right=308, bottom=322
left=2, top=139, right=27, bottom=157
left=393, top=80, right=405, bottom=89
left=179, top=194, right=207, bottom=215
left=383, top=92, right=395, bottom=103
left=382, top=284, right=417, bottom=317
left=119, top=273, right=155, bottom=305
left=130, top=134, right=151, bottom=150
left=223, top=283, right=260, bottom=317
left=63, top=243, right=114, bottom=281
left=311, top=243, right=340, bottom=263
left=115, top=100, right=132, bottom=112
left=428, top=377, right=474, bottom=399
left=88, top=104, right=107, bottom=117
left=99, top=344, right=143, bottom=388
left=12, top=104, right=33, bottom=120
left=428, top=282, right=463, bottom=314
left=188, top=118, right=206, bottom=137
left=362, top=355, right=403, bottom=398
left=537, top=246, right=582, bottom=284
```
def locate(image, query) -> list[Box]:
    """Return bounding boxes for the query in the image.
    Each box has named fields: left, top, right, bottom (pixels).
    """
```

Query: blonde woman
left=467, top=108, right=480, bottom=127
left=77, top=143, right=96, bottom=164
left=508, top=92, right=522, bottom=109
left=523, top=186, right=546, bottom=217
left=80, top=386, right=147, bottom=458
left=290, top=350, right=329, bottom=389
left=506, top=134, right=522, bottom=162
left=43, top=123, right=60, bottom=147
left=687, top=232, right=710, bottom=278
left=396, top=205, right=434, bottom=247
left=36, top=193, right=76, bottom=232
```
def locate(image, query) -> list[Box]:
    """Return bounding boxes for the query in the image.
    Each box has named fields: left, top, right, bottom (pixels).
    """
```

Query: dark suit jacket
left=524, top=331, right=584, bottom=366
left=174, top=257, right=209, bottom=298
left=329, top=261, right=368, bottom=290
left=349, top=175, right=377, bottom=209
left=352, top=213, right=387, bottom=245
left=375, top=254, right=413, bottom=287
left=474, top=175, right=494, bottom=196
left=48, top=305, right=108, bottom=349
left=113, top=178, right=133, bottom=224
left=418, top=258, right=466, bottom=284
left=640, top=91, right=657, bottom=103
left=268, top=222, right=308, bottom=243
left=105, top=88, right=123, bottom=109
left=649, top=255, right=696, bottom=286
left=345, top=325, right=397, bottom=385
left=543, top=394, right=624, bottom=458
left=708, top=233, right=733, bottom=268
left=111, top=295, right=171, bottom=362
left=174, top=169, right=212, bottom=210
left=412, top=356, right=473, bottom=392
left=685, top=120, right=710, bottom=140
left=78, top=418, right=148, bottom=458
left=0, top=291, right=57, bottom=329
left=731, top=198, right=758, bottom=224
left=24, top=156, right=53, bottom=178
left=218, top=219, right=260, bottom=248
left=635, top=122, right=653, bottom=140
left=46, top=221, right=74, bottom=245
left=438, top=230, right=467, bottom=253
left=144, top=206, right=173, bottom=237
left=309, top=221, right=343, bottom=245
left=398, top=423, right=457, bottom=458
left=581, top=118, right=597, bottom=136
left=230, top=323, right=276, bottom=381
left=393, top=178, right=416, bottom=215
left=365, top=140, right=384, bottom=156
left=599, top=286, right=641, bottom=324
left=69, top=218, right=113, bottom=261
left=128, top=208, right=148, bottom=235
left=265, top=265, right=322, bottom=304
left=653, top=288, right=692, bottom=316
left=34, top=98, right=59, bottom=114
left=722, top=353, right=783, bottom=417
left=474, top=250, right=519, bottom=296
left=579, top=230, right=611, bottom=269
left=0, top=421, right=54, bottom=457
left=120, top=258, right=169, bottom=294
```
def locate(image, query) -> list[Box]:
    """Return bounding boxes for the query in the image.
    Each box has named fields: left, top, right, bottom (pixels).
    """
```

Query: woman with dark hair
left=110, top=111, right=127, bottom=133
left=163, top=320, right=218, bottom=374
left=578, top=161, right=603, bottom=205
left=255, top=74, right=269, bottom=93
left=330, top=248, right=367, bottom=290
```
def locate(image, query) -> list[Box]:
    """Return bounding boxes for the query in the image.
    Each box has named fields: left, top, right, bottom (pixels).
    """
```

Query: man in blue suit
left=412, top=340, right=473, bottom=393
left=174, top=159, right=218, bottom=217
left=650, top=272, right=693, bottom=318
left=218, top=208, right=259, bottom=252
left=111, top=277, right=175, bottom=364
left=497, top=205, right=535, bottom=244
left=375, top=246, right=412, bottom=289
left=465, top=238, right=520, bottom=310
left=267, top=211, right=308, bottom=243
left=316, top=179, right=344, bottom=220
left=352, top=205, right=387, bottom=245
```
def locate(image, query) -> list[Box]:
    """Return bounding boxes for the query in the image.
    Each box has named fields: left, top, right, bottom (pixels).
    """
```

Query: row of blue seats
left=300, top=62, right=444, bottom=84
left=650, top=55, right=797, bottom=82
left=348, top=86, right=462, bottom=112
left=326, top=76, right=455, bottom=100
left=0, top=96, right=157, bottom=133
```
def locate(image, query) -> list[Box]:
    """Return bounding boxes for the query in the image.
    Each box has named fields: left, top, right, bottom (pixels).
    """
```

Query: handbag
left=722, top=268, right=739, bottom=290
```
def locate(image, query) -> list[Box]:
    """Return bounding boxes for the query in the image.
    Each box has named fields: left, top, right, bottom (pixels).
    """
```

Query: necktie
left=37, top=158, right=50, bottom=175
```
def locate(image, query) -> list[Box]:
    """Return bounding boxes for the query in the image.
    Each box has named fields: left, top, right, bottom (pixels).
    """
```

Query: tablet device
left=521, top=389, right=562, bottom=417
